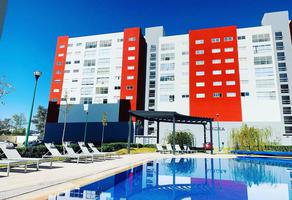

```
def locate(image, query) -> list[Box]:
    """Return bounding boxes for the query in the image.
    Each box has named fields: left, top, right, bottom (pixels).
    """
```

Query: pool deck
left=0, top=153, right=236, bottom=200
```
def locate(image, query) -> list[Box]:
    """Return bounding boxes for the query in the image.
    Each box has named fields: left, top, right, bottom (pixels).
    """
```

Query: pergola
left=127, top=110, right=214, bottom=154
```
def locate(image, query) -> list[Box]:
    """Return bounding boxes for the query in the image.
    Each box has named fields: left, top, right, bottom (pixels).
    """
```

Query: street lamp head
left=34, top=71, right=42, bottom=80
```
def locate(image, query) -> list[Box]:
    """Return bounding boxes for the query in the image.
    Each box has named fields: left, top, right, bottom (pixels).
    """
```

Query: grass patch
left=116, top=147, right=156, bottom=155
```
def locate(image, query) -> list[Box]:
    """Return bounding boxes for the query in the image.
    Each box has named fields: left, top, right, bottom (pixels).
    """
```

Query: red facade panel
left=120, top=28, right=146, bottom=115
left=189, top=26, right=242, bottom=121
left=49, top=36, right=69, bottom=104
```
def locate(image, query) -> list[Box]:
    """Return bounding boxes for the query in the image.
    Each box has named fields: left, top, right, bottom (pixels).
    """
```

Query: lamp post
left=25, top=71, right=42, bottom=147
left=101, top=112, right=107, bottom=152
left=83, top=104, right=89, bottom=143
left=216, top=113, right=220, bottom=152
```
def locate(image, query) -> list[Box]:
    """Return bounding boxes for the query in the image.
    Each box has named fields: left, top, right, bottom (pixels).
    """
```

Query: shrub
left=166, top=131, right=194, bottom=149
left=229, top=124, right=276, bottom=151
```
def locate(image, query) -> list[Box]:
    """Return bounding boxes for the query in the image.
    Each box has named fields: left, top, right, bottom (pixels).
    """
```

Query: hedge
left=0, top=143, right=156, bottom=158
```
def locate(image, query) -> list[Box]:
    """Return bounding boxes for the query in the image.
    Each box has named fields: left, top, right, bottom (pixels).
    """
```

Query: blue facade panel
left=44, top=122, right=133, bottom=144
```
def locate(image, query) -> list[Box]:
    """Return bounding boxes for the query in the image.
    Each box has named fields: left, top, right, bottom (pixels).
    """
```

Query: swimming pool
left=49, top=157, right=292, bottom=200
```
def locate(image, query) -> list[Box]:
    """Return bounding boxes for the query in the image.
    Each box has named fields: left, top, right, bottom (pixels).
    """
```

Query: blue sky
left=0, top=0, right=291, bottom=120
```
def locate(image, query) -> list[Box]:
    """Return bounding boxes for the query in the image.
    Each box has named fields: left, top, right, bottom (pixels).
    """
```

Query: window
left=277, top=52, right=285, bottom=61
left=72, top=79, right=78, bottom=83
left=196, top=93, right=205, bottom=98
left=284, top=116, right=292, bottom=124
left=211, top=38, right=220, bottom=43
left=161, top=53, right=175, bottom=61
left=278, top=63, right=286, bottom=71
left=257, top=91, right=276, bottom=100
left=150, top=53, right=156, bottom=61
left=224, top=37, right=233, bottom=42
left=255, top=67, right=274, bottom=77
left=80, top=97, right=92, bottom=104
left=58, top=53, right=64, bottom=57
left=213, top=81, right=222, bottom=86
left=74, top=60, right=80, bottom=64
left=82, top=68, right=95, bottom=76
left=160, top=75, right=174, bottom=81
left=224, top=47, right=234, bottom=52
left=126, top=85, right=133, bottom=90
left=238, top=36, right=246, bottom=40
left=103, top=99, right=108, bottom=104
left=275, top=32, right=283, bottom=40
left=70, top=97, right=76, bottom=101
left=56, top=61, right=62, bottom=66
left=51, top=98, right=58, bottom=102
left=53, top=89, right=59, bottom=93
left=96, top=67, right=110, bottom=75
left=54, top=79, right=61, bottom=83
left=196, top=71, right=205, bottom=76
left=225, top=58, right=234, bottom=63
left=128, top=56, right=135, bottom=60
left=254, top=56, right=272, bottom=65
left=281, top=84, right=289, bottom=93
left=280, top=73, right=288, bottom=82
left=212, top=48, right=221, bottom=53
left=128, top=46, right=135, bottom=51
left=96, top=87, right=108, bottom=94
left=149, top=90, right=155, bottom=97
left=253, top=44, right=272, bottom=54
left=56, top=70, right=62, bottom=74
left=226, top=81, right=236, bottom=86
left=241, top=92, right=250, bottom=97
left=195, top=50, right=204, bottom=55
left=64, top=70, right=70, bottom=73
left=84, top=59, right=96, bottom=67
left=161, top=43, right=175, bottom=51
left=81, top=77, right=94, bottom=85
left=227, top=92, right=236, bottom=97
left=117, top=38, right=123, bottom=42
left=196, top=60, right=205, bottom=65
left=213, top=70, right=222, bottom=75
left=149, top=81, right=155, bottom=88
left=150, top=62, right=156, bottom=70
left=182, top=94, right=189, bottom=98
left=76, top=43, right=82, bottom=46
left=127, top=66, right=135, bottom=70
left=196, top=82, right=205, bottom=87
left=96, top=77, right=109, bottom=84
left=114, top=86, right=120, bottom=90
left=252, top=34, right=270, bottom=43
left=276, top=42, right=284, bottom=50
left=150, top=45, right=156, bottom=52
left=212, top=59, right=221, bottom=64
left=282, top=96, right=290, bottom=104
left=213, top=93, right=222, bottom=98
left=66, top=61, right=71, bottom=65
left=160, top=63, right=175, bottom=71
left=128, top=37, right=136, bottom=41
left=126, top=96, right=133, bottom=100
left=169, top=95, right=175, bottom=102
left=85, top=41, right=97, bottom=49
left=283, top=107, right=291, bottom=114
left=255, top=79, right=275, bottom=88
left=84, top=50, right=96, bottom=57
left=149, top=99, right=155, bottom=107
left=81, top=87, right=93, bottom=95
left=226, top=69, right=235, bottom=74
left=195, top=40, right=204, bottom=44
left=99, top=39, right=112, bottom=47
left=285, top=127, right=292, bottom=133
left=127, top=76, right=134, bottom=80
left=59, top=44, right=65, bottom=48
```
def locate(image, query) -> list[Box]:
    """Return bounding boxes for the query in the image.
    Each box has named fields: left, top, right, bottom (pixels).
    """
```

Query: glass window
left=196, top=82, right=205, bottom=87
left=160, top=75, right=175, bottom=81
left=127, top=76, right=134, bottom=80
left=126, top=85, right=133, bottom=90
left=99, top=39, right=112, bottom=47
left=195, top=40, right=204, bottom=44
left=80, top=87, right=93, bottom=95
left=224, top=47, right=234, bottom=52
left=96, top=87, right=108, bottom=94
left=282, top=96, right=290, bottom=104
left=213, top=81, right=222, bottom=86
left=225, top=58, right=234, bottom=63
left=161, top=53, right=175, bottom=61
left=284, top=116, right=292, bottom=124
left=254, top=67, right=274, bottom=77
left=196, top=60, right=204, bottom=65
left=227, top=92, right=236, bottom=97
left=213, top=93, right=222, bottom=98
left=128, top=37, right=136, bottom=41
left=257, top=91, right=276, bottom=100
left=226, top=69, right=235, bottom=74
left=84, top=59, right=96, bottom=67
left=241, top=92, right=250, bottom=97
left=254, top=56, right=273, bottom=65
left=160, top=63, right=175, bottom=71
left=195, top=50, right=204, bottom=55
left=252, top=34, right=270, bottom=43
left=128, top=46, right=135, bottom=51
left=224, top=37, right=233, bottom=42
left=276, top=42, right=284, bottom=50
left=256, top=79, right=275, bottom=88
left=277, top=52, right=285, bottom=61
left=74, top=60, right=80, bottom=64
left=212, top=59, right=221, bottom=64
left=128, top=56, right=135, bottom=60
left=226, top=81, right=236, bottom=86
left=85, top=41, right=97, bottom=49
left=278, top=63, right=286, bottom=71
left=65, top=61, right=71, bottom=65
left=283, top=107, right=291, bottom=114
left=213, top=70, right=222, bottom=75
left=80, top=97, right=92, bottom=104
left=275, top=32, right=283, bottom=40
left=196, top=93, right=205, bottom=98
left=281, top=84, right=289, bottom=93
left=161, top=43, right=175, bottom=51
left=81, top=77, right=94, bottom=85
left=280, top=73, right=288, bottom=82
left=211, top=38, right=220, bottom=43
left=127, top=66, right=135, bottom=70
left=238, top=36, right=246, bottom=40
left=212, top=48, right=221, bottom=53
left=196, top=71, right=205, bottom=76
left=253, top=44, right=272, bottom=54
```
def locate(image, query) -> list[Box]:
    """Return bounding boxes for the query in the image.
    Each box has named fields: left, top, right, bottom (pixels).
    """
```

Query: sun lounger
left=175, top=145, right=184, bottom=154
left=78, top=142, right=106, bottom=160
left=166, top=144, right=174, bottom=153
left=64, top=142, right=94, bottom=162
left=0, top=142, right=53, bottom=170
left=87, top=143, right=119, bottom=158
left=183, top=145, right=196, bottom=153
left=156, top=144, right=169, bottom=153
left=0, top=159, right=28, bottom=176
left=44, top=143, right=93, bottom=163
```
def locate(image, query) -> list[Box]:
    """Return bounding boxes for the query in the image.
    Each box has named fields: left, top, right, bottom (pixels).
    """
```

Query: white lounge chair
left=166, top=144, right=174, bottom=153
left=0, top=142, right=53, bottom=170
left=87, top=143, right=119, bottom=158
left=183, top=145, right=196, bottom=153
left=156, top=144, right=169, bottom=154
left=77, top=142, right=106, bottom=160
left=0, top=159, right=28, bottom=176
left=64, top=142, right=94, bottom=162
left=44, top=143, right=92, bottom=163
left=175, top=145, right=184, bottom=154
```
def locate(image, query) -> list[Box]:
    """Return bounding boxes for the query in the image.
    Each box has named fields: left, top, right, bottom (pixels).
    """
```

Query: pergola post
left=210, top=121, right=214, bottom=154
left=157, top=121, right=160, bottom=144
left=172, top=115, right=176, bottom=155
left=127, top=114, right=132, bottom=154
left=203, top=124, right=207, bottom=150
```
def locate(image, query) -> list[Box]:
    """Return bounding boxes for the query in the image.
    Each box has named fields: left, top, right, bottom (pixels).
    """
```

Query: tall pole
left=101, top=112, right=107, bottom=153
left=25, top=71, right=41, bottom=147
left=172, top=115, right=176, bottom=155
left=216, top=113, right=220, bottom=152
left=83, top=111, right=89, bottom=143
left=127, top=114, right=132, bottom=154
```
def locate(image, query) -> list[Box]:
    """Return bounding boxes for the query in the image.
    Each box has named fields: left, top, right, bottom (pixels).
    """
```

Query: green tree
left=31, top=105, right=47, bottom=139
left=0, top=76, right=14, bottom=105
left=166, top=131, right=194, bottom=149
left=229, top=124, right=273, bottom=150
left=0, top=118, right=12, bottom=134
left=11, top=113, right=27, bottom=135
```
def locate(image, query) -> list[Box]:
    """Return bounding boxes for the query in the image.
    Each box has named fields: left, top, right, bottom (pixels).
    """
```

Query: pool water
left=49, top=157, right=292, bottom=200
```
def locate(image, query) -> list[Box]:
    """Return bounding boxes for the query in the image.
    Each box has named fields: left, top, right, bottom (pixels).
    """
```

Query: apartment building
left=45, top=11, right=292, bottom=145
